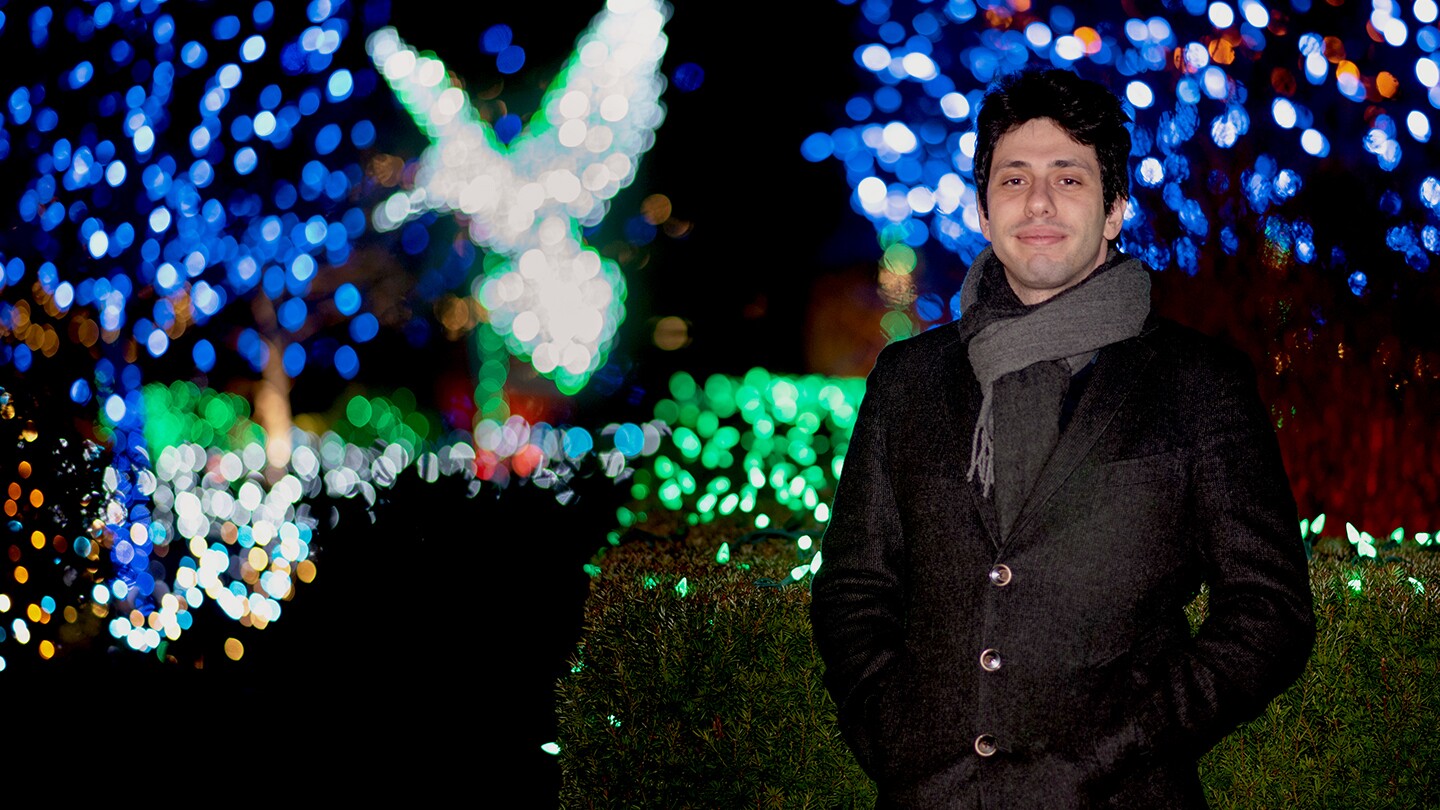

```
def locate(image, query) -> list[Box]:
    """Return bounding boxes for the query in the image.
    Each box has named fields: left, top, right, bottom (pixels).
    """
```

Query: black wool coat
left=810, top=314, right=1315, bottom=809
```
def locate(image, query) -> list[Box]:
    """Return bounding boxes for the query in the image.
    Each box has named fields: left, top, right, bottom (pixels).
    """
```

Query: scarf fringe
left=966, top=395, right=995, bottom=497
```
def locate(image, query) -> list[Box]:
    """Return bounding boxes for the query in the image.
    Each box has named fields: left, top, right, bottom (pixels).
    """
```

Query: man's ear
left=979, top=205, right=991, bottom=240
left=1103, top=197, right=1126, bottom=241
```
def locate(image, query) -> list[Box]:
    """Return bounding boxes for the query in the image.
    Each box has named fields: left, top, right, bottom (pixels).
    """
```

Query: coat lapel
left=1001, top=329, right=1157, bottom=548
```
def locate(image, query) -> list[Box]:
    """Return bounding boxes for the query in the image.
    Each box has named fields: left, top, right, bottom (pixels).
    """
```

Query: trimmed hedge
left=557, top=522, right=870, bottom=808
left=557, top=522, right=1438, bottom=808
left=1195, top=553, right=1439, bottom=807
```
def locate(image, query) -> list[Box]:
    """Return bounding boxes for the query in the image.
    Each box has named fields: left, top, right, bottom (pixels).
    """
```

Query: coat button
left=974, top=734, right=998, bottom=757
left=988, top=564, right=1012, bottom=587
left=979, top=648, right=1002, bottom=671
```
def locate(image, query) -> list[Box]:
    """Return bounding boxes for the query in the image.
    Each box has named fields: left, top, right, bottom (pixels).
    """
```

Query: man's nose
left=1025, top=184, right=1055, bottom=217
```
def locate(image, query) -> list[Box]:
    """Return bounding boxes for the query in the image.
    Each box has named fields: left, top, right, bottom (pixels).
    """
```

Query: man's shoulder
left=1139, top=315, right=1260, bottom=382
left=870, top=320, right=963, bottom=376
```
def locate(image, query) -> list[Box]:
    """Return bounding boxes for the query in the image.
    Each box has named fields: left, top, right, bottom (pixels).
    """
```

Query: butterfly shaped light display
left=368, top=0, right=670, bottom=394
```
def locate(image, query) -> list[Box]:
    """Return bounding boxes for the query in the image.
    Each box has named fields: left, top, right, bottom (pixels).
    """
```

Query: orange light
left=6, top=483, right=19, bottom=500
left=653, top=316, right=690, bottom=351
left=511, top=444, right=544, bottom=477
left=1323, top=36, right=1345, bottom=63
left=39, top=640, right=54, bottom=660
left=28, top=489, right=43, bottom=508
left=983, top=8, right=1012, bottom=28
left=1377, top=71, right=1399, bottom=98
left=16, top=462, right=30, bottom=479
left=1074, top=27, right=1102, bottom=55
left=14, top=566, right=28, bottom=584
left=29, top=531, right=43, bottom=550
left=1208, top=38, right=1236, bottom=65
left=79, top=319, right=99, bottom=347
left=1270, top=68, right=1297, bottom=96
left=640, top=194, right=673, bottom=226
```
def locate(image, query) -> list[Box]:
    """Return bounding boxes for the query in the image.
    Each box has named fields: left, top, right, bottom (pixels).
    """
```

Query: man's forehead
left=993, top=120, right=1099, bottom=167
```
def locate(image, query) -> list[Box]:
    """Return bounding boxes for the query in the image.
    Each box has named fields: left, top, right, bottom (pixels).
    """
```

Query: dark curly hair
left=973, top=69, right=1131, bottom=219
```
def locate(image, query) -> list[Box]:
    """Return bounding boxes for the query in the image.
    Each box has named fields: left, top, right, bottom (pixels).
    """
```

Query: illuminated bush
left=140, top=382, right=264, bottom=452
left=608, top=369, right=864, bottom=541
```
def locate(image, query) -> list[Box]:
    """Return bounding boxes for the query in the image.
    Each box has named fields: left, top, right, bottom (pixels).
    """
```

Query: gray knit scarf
left=960, top=246, right=1151, bottom=497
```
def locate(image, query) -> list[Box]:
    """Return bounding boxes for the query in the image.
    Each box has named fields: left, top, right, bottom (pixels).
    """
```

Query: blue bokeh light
left=496, top=45, right=526, bottom=75
left=213, top=15, right=240, bottom=40
left=349, top=313, right=379, bottom=343
left=282, top=342, right=306, bottom=376
left=327, top=69, right=353, bottom=102
left=334, top=283, right=361, bottom=315
left=351, top=120, right=376, bottom=148
left=673, top=62, right=705, bottom=92
left=481, top=24, right=512, bottom=54
left=334, top=345, right=359, bottom=379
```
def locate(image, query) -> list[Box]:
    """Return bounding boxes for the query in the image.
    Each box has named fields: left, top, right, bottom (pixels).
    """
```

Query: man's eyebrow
left=994, top=158, right=1096, bottom=170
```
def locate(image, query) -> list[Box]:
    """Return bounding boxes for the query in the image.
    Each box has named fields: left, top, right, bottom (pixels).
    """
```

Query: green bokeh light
left=595, top=370, right=875, bottom=587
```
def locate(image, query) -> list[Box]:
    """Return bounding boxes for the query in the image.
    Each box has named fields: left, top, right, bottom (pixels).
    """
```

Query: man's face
left=979, top=117, right=1125, bottom=306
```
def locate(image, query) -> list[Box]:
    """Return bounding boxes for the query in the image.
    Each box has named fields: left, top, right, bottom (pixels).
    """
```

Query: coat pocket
left=866, top=662, right=963, bottom=786
left=1094, top=452, right=1183, bottom=488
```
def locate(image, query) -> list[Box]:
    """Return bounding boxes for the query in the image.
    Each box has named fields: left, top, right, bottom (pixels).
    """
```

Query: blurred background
left=0, top=0, right=1435, bottom=798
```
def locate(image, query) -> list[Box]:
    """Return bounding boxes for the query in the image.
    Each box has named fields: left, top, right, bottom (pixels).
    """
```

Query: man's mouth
left=1014, top=230, right=1066, bottom=245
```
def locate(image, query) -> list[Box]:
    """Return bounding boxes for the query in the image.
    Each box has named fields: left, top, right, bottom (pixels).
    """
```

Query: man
left=810, top=69, right=1314, bottom=808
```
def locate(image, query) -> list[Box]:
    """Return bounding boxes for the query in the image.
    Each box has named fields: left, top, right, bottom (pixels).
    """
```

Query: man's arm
left=810, top=347, right=907, bottom=773
left=1093, top=346, right=1315, bottom=774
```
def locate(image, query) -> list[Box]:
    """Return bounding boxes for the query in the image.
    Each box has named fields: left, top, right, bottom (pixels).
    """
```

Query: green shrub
left=558, top=519, right=1438, bottom=809
left=557, top=523, right=872, bottom=809
left=1196, top=552, right=1439, bottom=808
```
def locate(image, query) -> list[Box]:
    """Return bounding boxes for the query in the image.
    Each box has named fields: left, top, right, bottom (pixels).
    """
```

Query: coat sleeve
left=1090, top=346, right=1315, bottom=777
left=809, top=346, right=907, bottom=773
